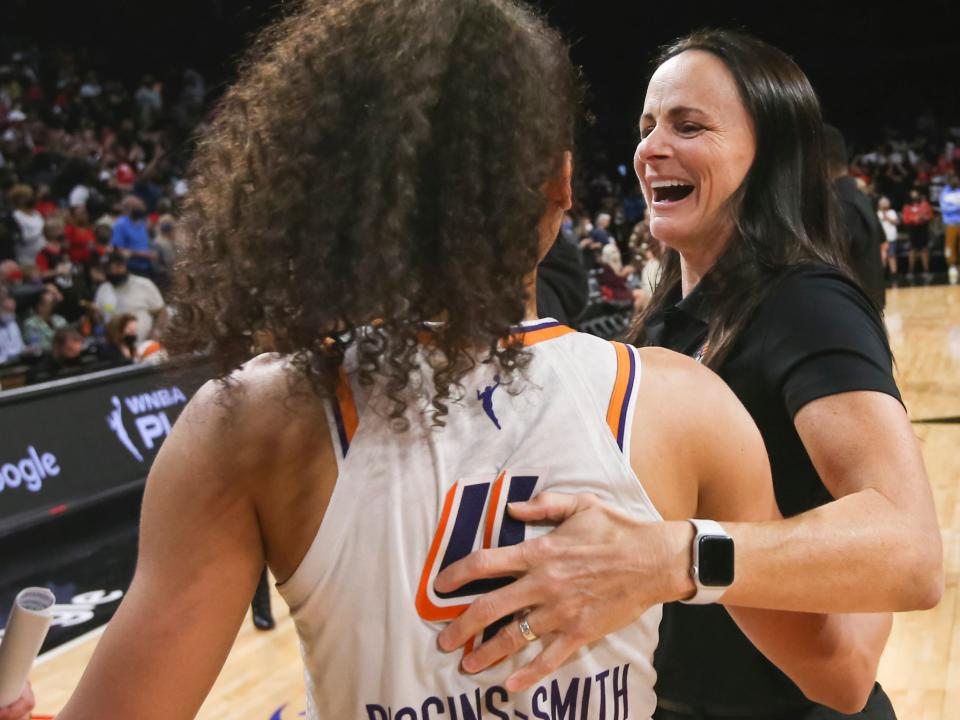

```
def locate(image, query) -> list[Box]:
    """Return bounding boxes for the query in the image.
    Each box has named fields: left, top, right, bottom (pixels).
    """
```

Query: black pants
left=653, top=683, right=896, bottom=720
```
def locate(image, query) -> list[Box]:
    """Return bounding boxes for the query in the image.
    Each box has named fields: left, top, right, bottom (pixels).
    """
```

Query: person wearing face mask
left=93, top=253, right=166, bottom=343
left=110, top=195, right=157, bottom=278
left=901, top=188, right=933, bottom=278
left=440, top=30, right=940, bottom=720
left=99, top=312, right=140, bottom=367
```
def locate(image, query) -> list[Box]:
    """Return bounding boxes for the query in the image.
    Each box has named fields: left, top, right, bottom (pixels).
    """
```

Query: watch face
left=698, top=535, right=735, bottom=586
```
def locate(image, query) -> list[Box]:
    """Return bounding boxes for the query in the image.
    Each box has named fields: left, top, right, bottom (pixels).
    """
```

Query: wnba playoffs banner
left=0, top=362, right=210, bottom=536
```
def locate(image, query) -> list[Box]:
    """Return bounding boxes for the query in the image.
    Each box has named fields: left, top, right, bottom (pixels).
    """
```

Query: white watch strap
left=681, top=518, right=731, bottom=605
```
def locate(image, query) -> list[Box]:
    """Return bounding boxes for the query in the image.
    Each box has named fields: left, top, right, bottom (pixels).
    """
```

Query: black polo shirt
left=645, top=263, right=901, bottom=716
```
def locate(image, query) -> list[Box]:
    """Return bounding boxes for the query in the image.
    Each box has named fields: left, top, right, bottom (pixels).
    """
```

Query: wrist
left=664, top=520, right=696, bottom=602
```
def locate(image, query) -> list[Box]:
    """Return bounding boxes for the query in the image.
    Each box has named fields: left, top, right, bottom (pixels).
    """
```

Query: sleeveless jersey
left=277, top=319, right=663, bottom=720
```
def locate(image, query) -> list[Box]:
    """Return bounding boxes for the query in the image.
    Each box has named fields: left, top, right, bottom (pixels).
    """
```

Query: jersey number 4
left=415, top=471, right=541, bottom=645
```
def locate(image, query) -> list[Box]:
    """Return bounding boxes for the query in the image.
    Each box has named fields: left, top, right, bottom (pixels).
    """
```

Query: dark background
left=6, top=0, right=960, bottom=174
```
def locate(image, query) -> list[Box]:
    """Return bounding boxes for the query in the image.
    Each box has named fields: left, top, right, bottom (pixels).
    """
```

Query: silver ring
left=518, top=610, right=538, bottom=642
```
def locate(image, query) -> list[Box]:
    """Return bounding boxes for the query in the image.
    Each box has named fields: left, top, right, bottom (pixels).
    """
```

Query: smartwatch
left=680, top=518, right=735, bottom=605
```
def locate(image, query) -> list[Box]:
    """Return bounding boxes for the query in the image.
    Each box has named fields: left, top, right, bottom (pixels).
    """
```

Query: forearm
left=721, top=488, right=942, bottom=612
left=727, top=606, right=891, bottom=713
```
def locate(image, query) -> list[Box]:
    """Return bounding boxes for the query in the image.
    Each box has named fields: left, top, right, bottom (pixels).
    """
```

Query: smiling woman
left=634, top=31, right=846, bottom=365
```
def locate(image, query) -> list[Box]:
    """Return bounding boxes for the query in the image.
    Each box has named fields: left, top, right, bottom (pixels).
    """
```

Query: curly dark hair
left=165, top=0, right=579, bottom=426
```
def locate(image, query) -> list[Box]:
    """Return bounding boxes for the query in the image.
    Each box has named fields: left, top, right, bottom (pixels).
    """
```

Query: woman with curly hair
left=54, top=3, right=884, bottom=719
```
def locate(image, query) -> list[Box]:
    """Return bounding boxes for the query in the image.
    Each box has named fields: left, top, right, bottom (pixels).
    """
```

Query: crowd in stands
left=0, top=46, right=207, bottom=388
left=2, top=39, right=959, bottom=389
left=846, top=128, right=960, bottom=282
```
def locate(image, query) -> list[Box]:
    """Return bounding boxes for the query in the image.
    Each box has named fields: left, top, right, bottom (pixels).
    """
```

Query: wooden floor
left=27, top=284, right=960, bottom=719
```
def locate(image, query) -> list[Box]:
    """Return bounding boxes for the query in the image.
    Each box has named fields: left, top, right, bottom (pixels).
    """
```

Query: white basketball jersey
left=277, top=319, right=663, bottom=720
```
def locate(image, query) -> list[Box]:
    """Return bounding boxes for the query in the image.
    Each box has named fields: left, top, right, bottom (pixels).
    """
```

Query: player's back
left=277, top=320, right=663, bottom=719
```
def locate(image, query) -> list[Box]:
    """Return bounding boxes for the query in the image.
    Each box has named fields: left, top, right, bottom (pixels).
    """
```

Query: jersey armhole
left=605, top=342, right=642, bottom=453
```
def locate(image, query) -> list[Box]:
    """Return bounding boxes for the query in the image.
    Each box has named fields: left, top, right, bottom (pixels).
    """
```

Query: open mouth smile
left=651, top=178, right=695, bottom=205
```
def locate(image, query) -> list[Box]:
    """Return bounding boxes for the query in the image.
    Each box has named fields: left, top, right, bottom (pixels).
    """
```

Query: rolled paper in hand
left=0, top=588, right=55, bottom=706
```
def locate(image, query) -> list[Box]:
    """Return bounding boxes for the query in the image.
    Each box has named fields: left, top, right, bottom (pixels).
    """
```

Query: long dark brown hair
left=630, top=29, right=848, bottom=367
left=165, top=0, right=579, bottom=426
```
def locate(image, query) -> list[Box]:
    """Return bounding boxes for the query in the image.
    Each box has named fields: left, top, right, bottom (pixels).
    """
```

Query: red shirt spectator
left=901, top=198, right=933, bottom=225
left=35, top=243, right=66, bottom=272
left=65, top=206, right=97, bottom=264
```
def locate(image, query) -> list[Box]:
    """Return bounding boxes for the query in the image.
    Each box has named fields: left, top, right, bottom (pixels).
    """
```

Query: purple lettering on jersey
left=613, top=664, right=629, bottom=720
left=595, top=669, right=610, bottom=720
left=422, top=696, right=445, bottom=719
left=532, top=685, right=550, bottom=720
left=485, top=686, right=510, bottom=720
left=458, top=688, right=483, bottom=720
left=363, top=665, right=630, bottom=720
left=550, top=677, right=579, bottom=720
left=579, top=677, right=593, bottom=720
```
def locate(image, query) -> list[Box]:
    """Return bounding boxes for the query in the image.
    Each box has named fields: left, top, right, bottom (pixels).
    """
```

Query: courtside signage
left=0, top=364, right=209, bottom=534
left=0, top=446, right=60, bottom=493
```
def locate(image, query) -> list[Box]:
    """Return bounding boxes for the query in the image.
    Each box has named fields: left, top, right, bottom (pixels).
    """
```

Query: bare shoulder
left=636, top=346, right=735, bottom=416
left=172, top=353, right=331, bottom=488
left=631, top=347, right=771, bottom=520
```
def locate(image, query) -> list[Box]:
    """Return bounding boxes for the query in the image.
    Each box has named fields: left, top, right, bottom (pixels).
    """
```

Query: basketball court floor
left=7, top=284, right=959, bottom=719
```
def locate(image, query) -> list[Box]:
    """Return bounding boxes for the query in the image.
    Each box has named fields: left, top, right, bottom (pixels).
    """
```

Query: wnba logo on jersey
left=416, top=470, right=541, bottom=643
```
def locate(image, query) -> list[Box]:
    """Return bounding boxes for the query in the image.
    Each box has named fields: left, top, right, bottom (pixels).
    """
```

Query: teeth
left=650, top=179, right=692, bottom=189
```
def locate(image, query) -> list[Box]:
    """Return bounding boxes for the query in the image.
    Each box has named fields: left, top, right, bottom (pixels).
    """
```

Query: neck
left=679, top=246, right=722, bottom=297
left=523, top=268, right=539, bottom=321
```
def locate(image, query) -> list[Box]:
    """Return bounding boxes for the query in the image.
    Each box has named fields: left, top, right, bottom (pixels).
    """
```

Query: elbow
left=903, top=532, right=945, bottom=611
left=807, top=685, right=874, bottom=716
left=800, top=662, right=876, bottom=715
left=797, top=630, right=881, bottom=714
left=912, top=568, right=944, bottom=611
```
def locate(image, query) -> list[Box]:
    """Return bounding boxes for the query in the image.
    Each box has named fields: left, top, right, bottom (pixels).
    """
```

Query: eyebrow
left=639, top=105, right=709, bottom=124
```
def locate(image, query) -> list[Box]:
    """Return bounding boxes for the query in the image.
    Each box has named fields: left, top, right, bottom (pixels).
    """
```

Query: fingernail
left=461, top=654, right=477, bottom=673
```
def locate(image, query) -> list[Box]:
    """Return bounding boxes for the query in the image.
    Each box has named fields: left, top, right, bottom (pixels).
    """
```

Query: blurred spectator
left=26, top=326, right=99, bottom=384
left=35, top=215, right=70, bottom=282
left=79, top=71, right=102, bottom=99
left=876, top=197, right=899, bottom=278
left=111, top=195, right=155, bottom=276
left=623, top=185, right=646, bottom=225
left=65, top=204, right=97, bottom=266
left=34, top=184, right=58, bottom=217
left=10, top=184, right=45, bottom=266
left=597, top=243, right=643, bottom=309
left=536, top=237, right=588, bottom=325
left=825, top=125, right=887, bottom=310
left=0, top=204, right=21, bottom=263
left=134, top=76, right=163, bottom=129
left=99, top=312, right=139, bottom=367
left=0, top=285, right=24, bottom=364
left=558, top=213, right=578, bottom=248
left=940, top=174, right=960, bottom=282
left=152, top=214, right=177, bottom=291
left=902, top=188, right=934, bottom=277
left=637, top=238, right=665, bottom=301
left=94, top=253, right=166, bottom=342
left=22, top=286, right=67, bottom=352
left=589, top=212, right=613, bottom=247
